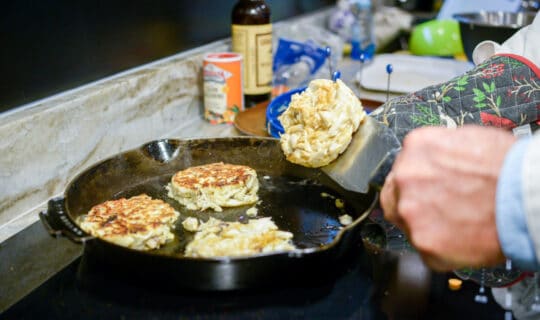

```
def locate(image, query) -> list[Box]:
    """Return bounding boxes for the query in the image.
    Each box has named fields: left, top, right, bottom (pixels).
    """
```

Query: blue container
left=266, top=86, right=306, bottom=138
left=266, top=85, right=377, bottom=138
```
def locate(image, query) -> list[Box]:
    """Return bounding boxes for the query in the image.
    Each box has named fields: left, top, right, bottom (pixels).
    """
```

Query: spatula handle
left=369, top=148, right=400, bottom=190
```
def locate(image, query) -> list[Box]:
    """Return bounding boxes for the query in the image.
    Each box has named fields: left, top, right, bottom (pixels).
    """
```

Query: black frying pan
left=40, top=137, right=378, bottom=290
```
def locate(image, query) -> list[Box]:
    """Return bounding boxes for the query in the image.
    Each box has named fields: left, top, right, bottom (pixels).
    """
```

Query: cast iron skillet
left=40, top=137, right=378, bottom=290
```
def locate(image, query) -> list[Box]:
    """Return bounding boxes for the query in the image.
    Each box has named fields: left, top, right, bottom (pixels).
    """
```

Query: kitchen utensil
left=40, top=137, right=378, bottom=291
left=453, top=11, right=536, bottom=62
left=355, top=53, right=367, bottom=86
left=321, top=116, right=401, bottom=194
left=385, top=63, right=393, bottom=103
left=332, top=71, right=341, bottom=82
left=265, top=87, right=395, bottom=193
left=325, top=46, right=335, bottom=79
left=266, top=72, right=400, bottom=194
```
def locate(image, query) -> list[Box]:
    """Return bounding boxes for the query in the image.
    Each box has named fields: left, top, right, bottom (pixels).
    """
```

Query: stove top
left=2, top=241, right=506, bottom=320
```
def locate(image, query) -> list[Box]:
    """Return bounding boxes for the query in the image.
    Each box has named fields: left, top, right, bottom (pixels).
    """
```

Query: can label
left=203, top=53, right=244, bottom=124
left=232, top=24, right=272, bottom=95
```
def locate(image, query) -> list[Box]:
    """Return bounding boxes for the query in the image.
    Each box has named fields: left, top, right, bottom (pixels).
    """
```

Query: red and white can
left=203, top=52, right=244, bottom=124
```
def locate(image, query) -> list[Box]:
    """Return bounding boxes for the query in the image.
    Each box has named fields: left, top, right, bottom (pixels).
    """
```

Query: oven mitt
left=370, top=54, right=540, bottom=143
left=368, top=51, right=540, bottom=310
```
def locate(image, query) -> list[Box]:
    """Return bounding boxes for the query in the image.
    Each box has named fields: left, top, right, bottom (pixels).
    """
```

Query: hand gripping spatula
left=321, top=116, right=402, bottom=193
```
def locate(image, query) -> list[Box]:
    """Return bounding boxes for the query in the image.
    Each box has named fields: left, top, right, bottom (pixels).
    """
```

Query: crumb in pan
left=166, top=162, right=259, bottom=212
left=335, top=198, right=345, bottom=209
left=320, top=192, right=335, bottom=199
left=79, top=194, right=179, bottom=251
left=183, top=217, right=296, bottom=257
left=278, top=79, right=366, bottom=167
left=246, top=207, right=258, bottom=217
left=339, top=214, right=353, bottom=226
left=182, top=216, right=199, bottom=232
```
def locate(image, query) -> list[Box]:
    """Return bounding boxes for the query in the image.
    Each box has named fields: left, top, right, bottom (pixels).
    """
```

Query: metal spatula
left=321, top=116, right=401, bottom=193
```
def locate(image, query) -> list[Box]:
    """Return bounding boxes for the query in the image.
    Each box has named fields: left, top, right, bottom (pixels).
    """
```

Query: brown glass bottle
left=231, top=0, right=272, bottom=107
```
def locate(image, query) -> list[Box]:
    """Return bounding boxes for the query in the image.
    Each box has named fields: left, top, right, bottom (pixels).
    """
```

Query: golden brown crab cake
left=166, top=162, right=259, bottom=212
left=79, top=194, right=179, bottom=251
left=278, top=79, right=366, bottom=168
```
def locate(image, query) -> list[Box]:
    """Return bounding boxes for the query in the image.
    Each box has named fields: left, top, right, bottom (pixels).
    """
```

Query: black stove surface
left=1, top=242, right=506, bottom=320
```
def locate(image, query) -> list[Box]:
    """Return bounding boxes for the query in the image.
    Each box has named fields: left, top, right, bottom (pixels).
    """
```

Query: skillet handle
left=39, top=197, right=94, bottom=243
left=369, top=148, right=400, bottom=191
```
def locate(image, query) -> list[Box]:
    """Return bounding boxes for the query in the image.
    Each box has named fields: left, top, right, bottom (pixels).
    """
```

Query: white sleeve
left=523, top=132, right=540, bottom=263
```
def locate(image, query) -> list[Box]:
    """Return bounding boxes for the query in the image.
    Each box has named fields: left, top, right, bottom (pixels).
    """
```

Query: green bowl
left=409, top=19, right=464, bottom=57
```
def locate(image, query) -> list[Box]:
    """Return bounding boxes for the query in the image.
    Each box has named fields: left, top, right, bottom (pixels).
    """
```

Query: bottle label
left=232, top=23, right=272, bottom=95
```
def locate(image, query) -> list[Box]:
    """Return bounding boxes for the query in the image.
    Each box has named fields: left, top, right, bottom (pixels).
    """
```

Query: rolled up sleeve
left=523, top=132, right=540, bottom=269
left=496, top=137, right=540, bottom=271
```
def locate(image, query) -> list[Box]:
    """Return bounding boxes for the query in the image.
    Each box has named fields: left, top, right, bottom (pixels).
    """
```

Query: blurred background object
left=453, top=11, right=537, bottom=61
left=356, top=53, right=472, bottom=93
left=437, top=0, right=523, bottom=20
left=406, top=0, right=539, bottom=61
left=349, top=0, right=376, bottom=61
left=272, top=22, right=343, bottom=97
left=328, top=0, right=413, bottom=56
left=521, top=0, right=540, bottom=12
left=6, top=0, right=538, bottom=115
left=391, top=0, right=438, bottom=12
left=231, top=0, right=273, bottom=107
left=409, top=19, right=464, bottom=56
left=0, top=0, right=333, bottom=114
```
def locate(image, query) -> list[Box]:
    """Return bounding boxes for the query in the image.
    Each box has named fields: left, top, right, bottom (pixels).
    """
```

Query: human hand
left=380, top=125, right=517, bottom=271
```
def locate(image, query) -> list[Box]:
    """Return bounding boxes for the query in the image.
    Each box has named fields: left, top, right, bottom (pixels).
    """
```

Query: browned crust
left=83, top=194, right=177, bottom=237
left=171, top=162, right=255, bottom=189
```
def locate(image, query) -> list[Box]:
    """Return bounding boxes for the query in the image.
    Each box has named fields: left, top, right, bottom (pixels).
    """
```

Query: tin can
left=203, top=52, right=244, bottom=124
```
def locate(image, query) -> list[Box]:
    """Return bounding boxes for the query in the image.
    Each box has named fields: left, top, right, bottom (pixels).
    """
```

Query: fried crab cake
left=79, top=194, right=179, bottom=251
left=278, top=79, right=366, bottom=167
left=166, top=162, right=259, bottom=212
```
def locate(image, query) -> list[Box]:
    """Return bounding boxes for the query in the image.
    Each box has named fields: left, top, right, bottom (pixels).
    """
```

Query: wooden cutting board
left=234, top=102, right=270, bottom=137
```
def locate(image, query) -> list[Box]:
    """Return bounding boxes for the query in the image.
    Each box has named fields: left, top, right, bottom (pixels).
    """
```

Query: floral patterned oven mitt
left=371, top=54, right=540, bottom=142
